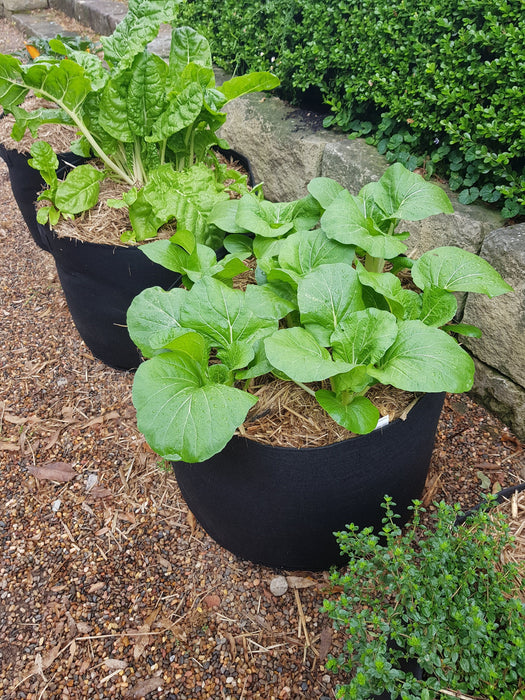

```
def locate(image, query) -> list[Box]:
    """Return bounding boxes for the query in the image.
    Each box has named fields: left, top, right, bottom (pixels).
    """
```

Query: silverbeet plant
left=126, top=163, right=513, bottom=463
left=323, top=497, right=525, bottom=699
left=0, top=0, right=278, bottom=243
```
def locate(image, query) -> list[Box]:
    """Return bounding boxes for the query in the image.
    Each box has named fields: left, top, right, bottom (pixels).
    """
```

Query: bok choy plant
left=127, top=164, right=513, bottom=463
left=0, top=0, right=279, bottom=242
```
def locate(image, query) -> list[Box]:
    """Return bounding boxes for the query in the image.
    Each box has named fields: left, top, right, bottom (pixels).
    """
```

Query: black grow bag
left=0, top=141, right=86, bottom=252
left=39, top=227, right=182, bottom=371
left=172, top=392, right=445, bottom=570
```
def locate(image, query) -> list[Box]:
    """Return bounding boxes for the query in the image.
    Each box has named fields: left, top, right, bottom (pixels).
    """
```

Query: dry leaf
left=103, top=658, right=128, bottom=670
left=124, top=677, right=164, bottom=699
left=286, top=576, right=317, bottom=589
left=318, top=626, right=332, bottom=660
left=88, top=582, right=105, bottom=594
left=76, top=621, right=92, bottom=635
left=0, top=441, right=19, bottom=452
left=86, top=486, right=113, bottom=500
left=28, top=462, right=77, bottom=482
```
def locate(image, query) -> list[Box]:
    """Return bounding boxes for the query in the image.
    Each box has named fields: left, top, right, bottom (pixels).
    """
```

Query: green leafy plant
left=323, top=496, right=525, bottom=699
left=0, top=0, right=279, bottom=242
left=126, top=163, right=512, bottom=463
left=178, top=0, right=525, bottom=218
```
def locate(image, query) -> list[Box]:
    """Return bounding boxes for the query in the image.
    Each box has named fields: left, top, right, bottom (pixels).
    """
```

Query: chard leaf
left=315, top=391, right=380, bottom=434
left=419, top=287, right=457, bottom=326
left=369, top=162, right=453, bottom=220
left=132, top=349, right=257, bottom=463
left=10, top=105, right=70, bottom=139
left=127, top=52, right=167, bottom=136
left=98, top=70, right=134, bottom=142
left=297, top=263, right=365, bottom=345
left=126, top=286, right=186, bottom=358
left=330, top=308, right=398, bottom=366
left=321, top=189, right=407, bottom=259
left=264, top=327, right=353, bottom=382
left=169, top=26, right=212, bottom=80
left=0, top=54, right=29, bottom=108
left=54, top=164, right=105, bottom=215
left=177, top=63, right=215, bottom=91
left=307, top=177, right=345, bottom=210
left=220, top=72, right=280, bottom=102
left=369, top=320, right=475, bottom=393
left=147, top=83, right=204, bottom=142
left=24, top=60, right=91, bottom=112
left=28, top=140, right=59, bottom=189
left=67, top=50, right=108, bottom=91
left=127, top=189, right=165, bottom=241
left=245, top=282, right=296, bottom=320
left=278, top=228, right=356, bottom=279
left=411, top=247, right=513, bottom=297
left=180, top=277, right=278, bottom=353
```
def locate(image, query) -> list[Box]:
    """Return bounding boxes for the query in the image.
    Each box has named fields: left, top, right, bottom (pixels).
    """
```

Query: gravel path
left=1, top=15, right=524, bottom=700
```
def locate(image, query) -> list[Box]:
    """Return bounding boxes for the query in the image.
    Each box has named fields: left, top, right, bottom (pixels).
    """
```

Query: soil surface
left=1, top=15, right=524, bottom=700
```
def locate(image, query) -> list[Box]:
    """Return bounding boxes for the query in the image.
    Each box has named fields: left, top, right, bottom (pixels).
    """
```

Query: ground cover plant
left=178, top=0, right=525, bottom=218
left=323, top=496, right=525, bottom=699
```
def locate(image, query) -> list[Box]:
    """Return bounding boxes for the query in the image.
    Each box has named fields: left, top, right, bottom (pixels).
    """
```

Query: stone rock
left=469, top=358, right=525, bottom=440
left=269, top=575, right=288, bottom=597
left=4, top=0, right=47, bottom=11
left=321, top=138, right=386, bottom=193
left=463, top=224, right=525, bottom=389
left=50, top=0, right=127, bottom=35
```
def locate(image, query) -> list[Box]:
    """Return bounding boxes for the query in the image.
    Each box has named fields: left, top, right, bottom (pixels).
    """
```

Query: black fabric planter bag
left=172, top=392, right=445, bottom=571
left=0, top=143, right=86, bottom=252
left=40, top=227, right=182, bottom=371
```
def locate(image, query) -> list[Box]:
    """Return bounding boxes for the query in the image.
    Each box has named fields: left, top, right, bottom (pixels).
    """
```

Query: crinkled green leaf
left=298, top=263, right=365, bottom=345
left=264, top=327, right=353, bottom=382
left=411, top=246, right=513, bottom=297
left=147, top=83, right=204, bottom=143
left=127, top=52, right=167, bottom=136
left=54, top=164, right=105, bottom=215
left=168, top=26, right=212, bottom=81
left=132, top=349, right=257, bottom=463
left=369, top=320, right=475, bottom=393
left=0, top=53, right=29, bottom=109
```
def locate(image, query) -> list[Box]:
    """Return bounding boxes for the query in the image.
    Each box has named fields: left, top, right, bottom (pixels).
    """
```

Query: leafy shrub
left=178, top=0, right=525, bottom=218
left=323, top=497, right=525, bottom=699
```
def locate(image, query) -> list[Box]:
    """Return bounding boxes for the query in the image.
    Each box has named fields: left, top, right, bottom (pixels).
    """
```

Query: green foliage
left=128, top=165, right=512, bottom=463
left=0, top=3, right=278, bottom=241
left=177, top=0, right=525, bottom=218
left=323, top=497, right=525, bottom=699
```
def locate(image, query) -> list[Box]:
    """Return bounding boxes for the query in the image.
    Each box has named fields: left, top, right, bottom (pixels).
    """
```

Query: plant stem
left=295, top=381, right=316, bottom=397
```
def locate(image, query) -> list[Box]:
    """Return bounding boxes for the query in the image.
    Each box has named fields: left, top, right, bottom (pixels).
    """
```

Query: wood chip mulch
left=1, top=17, right=524, bottom=700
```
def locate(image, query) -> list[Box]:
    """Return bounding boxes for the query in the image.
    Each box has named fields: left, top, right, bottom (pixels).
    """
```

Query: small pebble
left=269, top=575, right=288, bottom=596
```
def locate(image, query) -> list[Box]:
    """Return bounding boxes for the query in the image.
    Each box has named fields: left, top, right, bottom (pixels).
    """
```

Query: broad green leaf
left=28, top=140, right=59, bottom=189
left=176, top=62, right=215, bottom=92
left=127, top=189, right=164, bottom=241
left=245, top=282, right=296, bottom=320
left=169, top=26, right=212, bottom=80
left=220, top=72, right=280, bottom=102
left=330, top=308, right=398, bottom=366
left=442, top=323, right=482, bottom=338
left=127, top=52, right=167, bottom=136
left=298, top=263, right=364, bottom=345
left=369, top=320, right=475, bottom=393
left=264, top=327, right=353, bottom=382
left=370, top=163, right=453, bottom=220
left=126, top=286, right=186, bottom=358
left=67, top=50, right=108, bottom=91
left=0, top=54, right=29, bottom=108
left=356, top=263, right=422, bottom=320
left=132, top=350, right=257, bottom=463
left=307, top=177, right=344, bottom=210
left=10, top=105, right=71, bottom=139
left=98, top=70, right=135, bottom=142
left=147, top=83, right=204, bottom=142
left=235, top=195, right=294, bottom=238
left=180, top=277, right=278, bottom=351
left=330, top=365, right=375, bottom=394
left=315, top=391, right=380, bottom=434
left=216, top=340, right=255, bottom=370
left=24, top=60, right=91, bottom=113
left=411, top=247, right=513, bottom=297
left=419, top=287, right=457, bottom=327
left=278, top=229, right=356, bottom=280
left=223, top=234, right=253, bottom=259
left=54, top=164, right=105, bottom=215
left=321, top=189, right=407, bottom=259
left=140, top=239, right=217, bottom=276
left=208, top=200, right=249, bottom=234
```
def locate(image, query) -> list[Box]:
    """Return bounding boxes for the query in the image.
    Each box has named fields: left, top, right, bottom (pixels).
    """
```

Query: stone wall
left=219, top=92, right=525, bottom=438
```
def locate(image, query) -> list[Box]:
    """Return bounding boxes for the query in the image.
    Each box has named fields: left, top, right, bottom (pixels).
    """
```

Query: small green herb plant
left=323, top=496, right=525, bottom=699
left=0, top=0, right=278, bottom=243
left=126, top=163, right=512, bottom=463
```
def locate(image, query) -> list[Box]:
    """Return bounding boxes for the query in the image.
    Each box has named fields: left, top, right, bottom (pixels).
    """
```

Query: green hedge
left=178, top=0, right=525, bottom=218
